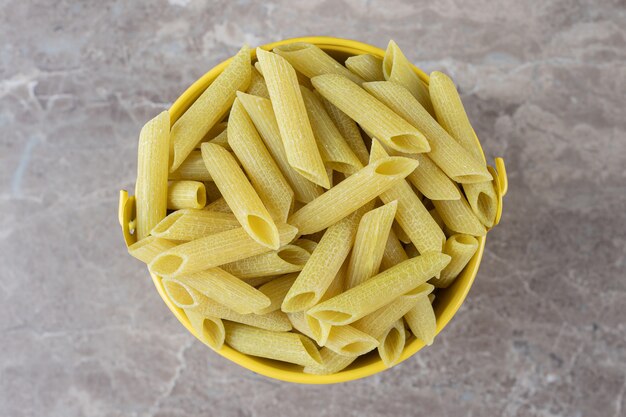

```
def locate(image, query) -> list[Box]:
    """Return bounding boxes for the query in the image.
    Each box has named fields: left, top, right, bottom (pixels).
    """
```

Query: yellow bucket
left=119, top=36, right=508, bottom=384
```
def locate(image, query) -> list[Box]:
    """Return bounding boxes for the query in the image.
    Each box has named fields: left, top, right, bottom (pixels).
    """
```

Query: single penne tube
left=320, top=95, right=370, bottom=165
left=345, top=54, right=385, bottom=82
left=256, top=48, right=329, bottom=189
left=169, top=151, right=212, bottom=181
left=273, top=42, right=364, bottom=85
left=352, top=283, right=434, bottom=339
left=432, top=195, right=487, bottom=236
left=228, top=99, right=294, bottom=223
left=345, top=201, right=398, bottom=289
left=149, top=223, right=298, bottom=277
left=437, top=234, right=479, bottom=288
left=245, top=66, right=270, bottom=98
left=221, top=244, right=310, bottom=279
left=257, top=273, right=298, bottom=314
left=299, top=86, right=363, bottom=174
left=282, top=204, right=372, bottom=312
left=151, top=209, right=240, bottom=241
left=288, top=156, right=419, bottom=235
left=203, top=197, right=231, bottom=213
left=463, top=181, right=498, bottom=227
left=135, top=110, right=170, bottom=240
left=236, top=92, right=323, bottom=203
left=308, top=253, right=450, bottom=326
left=177, top=268, right=270, bottom=314
left=169, top=45, right=250, bottom=172
left=162, top=278, right=201, bottom=309
left=196, top=122, right=228, bottom=149
left=223, top=322, right=321, bottom=367
left=312, top=74, right=430, bottom=154
left=167, top=181, right=207, bottom=210
left=377, top=319, right=406, bottom=367
left=245, top=275, right=281, bottom=288
left=404, top=295, right=437, bottom=346
left=382, top=40, right=433, bottom=115
left=404, top=152, right=461, bottom=200
left=303, top=347, right=358, bottom=375
left=292, top=238, right=318, bottom=254
left=362, top=81, right=492, bottom=184
left=380, top=229, right=409, bottom=271
left=428, top=71, right=485, bottom=162
left=188, top=290, right=292, bottom=331
left=185, top=309, right=225, bottom=350
left=201, top=143, right=280, bottom=249
left=370, top=141, right=445, bottom=254
left=128, top=236, right=177, bottom=264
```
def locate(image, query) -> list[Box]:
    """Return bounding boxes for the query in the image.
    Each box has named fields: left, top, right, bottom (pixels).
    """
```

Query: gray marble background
left=1, top=0, right=625, bottom=416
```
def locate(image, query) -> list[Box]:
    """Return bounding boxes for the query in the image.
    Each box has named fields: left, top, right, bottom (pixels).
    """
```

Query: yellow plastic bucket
left=119, top=36, right=508, bottom=384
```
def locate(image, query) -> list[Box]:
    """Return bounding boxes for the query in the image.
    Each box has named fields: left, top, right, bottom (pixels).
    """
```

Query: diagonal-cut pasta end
left=382, top=40, right=398, bottom=79
left=307, top=308, right=355, bottom=327
left=277, top=245, right=311, bottom=266
left=185, top=309, right=225, bottom=350
left=150, top=253, right=186, bottom=277
left=273, top=42, right=311, bottom=53
left=292, top=166, right=331, bottom=190
left=162, top=278, right=198, bottom=309
left=245, top=215, right=280, bottom=250
left=305, top=314, right=332, bottom=346
left=453, top=170, right=493, bottom=184
left=151, top=210, right=185, bottom=237
left=378, top=320, right=405, bottom=367
left=373, top=156, right=419, bottom=178
left=389, top=132, right=430, bottom=154
left=339, top=339, right=378, bottom=357
left=297, top=334, right=323, bottom=365
left=281, top=291, right=319, bottom=313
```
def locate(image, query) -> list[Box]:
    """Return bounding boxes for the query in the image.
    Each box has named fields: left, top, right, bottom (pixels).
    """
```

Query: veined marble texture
left=1, top=0, right=625, bottom=416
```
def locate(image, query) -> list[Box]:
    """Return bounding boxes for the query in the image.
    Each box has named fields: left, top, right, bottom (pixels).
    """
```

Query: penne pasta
left=228, top=99, right=294, bottom=223
left=177, top=268, right=270, bottom=314
left=203, top=197, right=231, bottom=213
left=288, top=156, right=419, bottom=235
left=377, top=319, right=406, bottom=367
left=162, top=278, right=200, bottom=309
left=404, top=295, right=437, bottom=346
left=303, top=347, right=358, bottom=375
left=428, top=71, right=485, bottom=162
left=308, top=253, right=450, bottom=326
left=221, top=244, right=310, bottom=279
left=312, top=74, right=430, bottom=154
left=432, top=195, right=487, bottom=236
left=404, top=152, right=461, bottom=201
left=170, top=45, right=250, bottom=171
left=370, top=140, right=445, bottom=254
left=320, top=96, right=370, bottom=166
left=323, top=325, right=379, bottom=357
left=382, top=40, right=433, bottom=115
left=345, top=54, right=385, bottom=82
left=256, top=48, right=329, bottom=188
left=362, top=81, right=492, bottom=184
left=128, top=236, right=177, bottom=264
left=135, top=111, right=170, bottom=240
left=236, top=92, right=324, bottom=203
left=206, top=129, right=231, bottom=151
left=380, top=229, right=409, bottom=271
left=463, top=180, right=498, bottom=228
left=292, top=238, right=318, bottom=254
left=196, top=122, right=228, bottom=149
left=151, top=209, right=240, bottom=241
left=254, top=60, right=313, bottom=88
left=299, top=86, right=363, bottom=174
left=282, top=204, right=372, bottom=313
left=437, top=234, right=479, bottom=288
left=224, top=322, right=321, bottom=367
left=187, top=289, right=292, bottom=331
left=169, top=151, right=212, bottom=182
left=257, top=273, right=298, bottom=314
left=245, top=275, right=282, bottom=288
left=149, top=223, right=298, bottom=277
left=185, top=309, right=225, bottom=350
left=167, top=180, right=207, bottom=210
left=273, top=42, right=364, bottom=85
left=345, top=201, right=398, bottom=289
left=201, top=143, right=279, bottom=249
left=245, top=66, right=270, bottom=99
left=392, top=220, right=411, bottom=244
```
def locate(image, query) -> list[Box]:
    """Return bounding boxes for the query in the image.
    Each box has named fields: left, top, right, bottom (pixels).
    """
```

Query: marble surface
left=1, top=0, right=625, bottom=416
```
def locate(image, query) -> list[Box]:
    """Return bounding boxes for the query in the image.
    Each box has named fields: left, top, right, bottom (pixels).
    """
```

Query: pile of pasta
left=128, top=41, right=497, bottom=375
